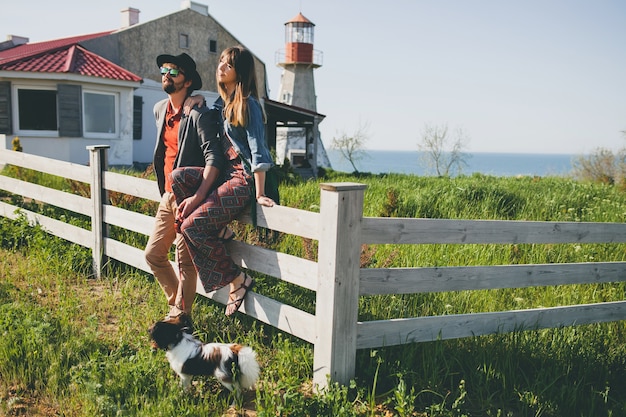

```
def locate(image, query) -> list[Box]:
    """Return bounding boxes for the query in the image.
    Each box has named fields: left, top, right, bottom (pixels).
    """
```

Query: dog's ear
left=148, top=321, right=183, bottom=350
left=164, top=314, right=193, bottom=333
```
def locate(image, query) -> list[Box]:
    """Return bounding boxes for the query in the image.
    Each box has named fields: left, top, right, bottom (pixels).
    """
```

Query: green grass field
left=1, top=169, right=625, bottom=416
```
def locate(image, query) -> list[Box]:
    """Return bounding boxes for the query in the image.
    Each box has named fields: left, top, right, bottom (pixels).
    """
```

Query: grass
left=1, top=167, right=626, bottom=416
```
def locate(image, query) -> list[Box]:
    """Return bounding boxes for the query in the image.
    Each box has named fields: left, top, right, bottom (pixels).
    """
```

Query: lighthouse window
left=287, top=24, right=313, bottom=44
left=209, top=39, right=217, bottom=53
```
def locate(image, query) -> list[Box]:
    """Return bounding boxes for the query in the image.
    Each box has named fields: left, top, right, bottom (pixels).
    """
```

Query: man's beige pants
left=144, top=192, right=197, bottom=315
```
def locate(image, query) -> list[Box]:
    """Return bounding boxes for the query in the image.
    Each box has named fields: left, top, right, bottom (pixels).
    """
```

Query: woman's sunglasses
left=160, top=67, right=184, bottom=78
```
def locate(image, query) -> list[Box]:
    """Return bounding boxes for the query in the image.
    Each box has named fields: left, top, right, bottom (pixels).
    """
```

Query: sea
left=326, top=149, right=576, bottom=177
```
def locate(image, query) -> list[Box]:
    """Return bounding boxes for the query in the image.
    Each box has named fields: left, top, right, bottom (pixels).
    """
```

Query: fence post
left=87, top=145, right=109, bottom=279
left=314, top=182, right=367, bottom=389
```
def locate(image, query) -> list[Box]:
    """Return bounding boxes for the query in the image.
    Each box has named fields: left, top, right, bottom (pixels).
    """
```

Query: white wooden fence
left=1, top=146, right=626, bottom=389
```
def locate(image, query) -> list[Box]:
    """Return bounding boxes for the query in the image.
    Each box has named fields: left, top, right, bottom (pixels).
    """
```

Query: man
left=144, top=53, right=223, bottom=329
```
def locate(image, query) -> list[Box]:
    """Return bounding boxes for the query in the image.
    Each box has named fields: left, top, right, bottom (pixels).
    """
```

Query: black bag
left=263, top=166, right=281, bottom=205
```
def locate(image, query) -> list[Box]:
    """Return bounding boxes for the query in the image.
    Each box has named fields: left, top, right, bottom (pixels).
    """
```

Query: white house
left=0, top=33, right=141, bottom=165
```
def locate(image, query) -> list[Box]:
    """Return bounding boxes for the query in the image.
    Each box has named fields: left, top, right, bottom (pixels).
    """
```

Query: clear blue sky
left=3, top=0, right=625, bottom=154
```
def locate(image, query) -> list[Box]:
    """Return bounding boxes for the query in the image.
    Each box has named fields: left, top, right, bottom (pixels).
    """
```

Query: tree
left=418, top=123, right=470, bottom=176
left=331, top=122, right=370, bottom=173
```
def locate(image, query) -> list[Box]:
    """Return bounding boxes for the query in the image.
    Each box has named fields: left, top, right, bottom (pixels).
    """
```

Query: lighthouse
left=275, top=12, right=330, bottom=177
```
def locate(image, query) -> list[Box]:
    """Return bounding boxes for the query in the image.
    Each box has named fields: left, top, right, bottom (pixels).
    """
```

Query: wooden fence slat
left=0, top=201, right=91, bottom=247
left=196, top=286, right=317, bottom=344
left=0, top=176, right=91, bottom=216
left=362, top=217, right=626, bottom=244
left=0, top=148, right=91, bottom=183
left=229, top=241, right=318, bottom=292
left=103, top=171, right=161, bottom=202
left=356, top=301, right=626, bottom=348
left=103, top=205, right=155, bottom=236
left=255, top=204, right=320, bottom=240
left=103, top=237, right=151, bottom=273
left=359, top=262, right=626, bottom=295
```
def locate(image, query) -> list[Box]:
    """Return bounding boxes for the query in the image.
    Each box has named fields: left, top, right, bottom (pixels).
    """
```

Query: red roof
left=286, top=12, right=315, bottom=26
left=0, top=32, right=142, bottom=82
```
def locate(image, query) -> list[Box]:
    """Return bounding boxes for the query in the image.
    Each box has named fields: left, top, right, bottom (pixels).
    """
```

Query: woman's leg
left=171, top=167, right=253, bottom=293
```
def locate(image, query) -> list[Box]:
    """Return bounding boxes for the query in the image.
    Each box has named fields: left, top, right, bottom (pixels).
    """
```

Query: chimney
left=121, top=7, right=140, bottom=28
left=0, top=35, right=29, bottom=52
left=7, top=35, right=29, bottom=46
left=181, top=1, right=209, bottom=16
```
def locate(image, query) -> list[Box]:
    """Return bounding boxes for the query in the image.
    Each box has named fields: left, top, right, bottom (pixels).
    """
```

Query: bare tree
left=331, top=122, right=370, bottom=173
left=418, top=123, right=470, bottom=176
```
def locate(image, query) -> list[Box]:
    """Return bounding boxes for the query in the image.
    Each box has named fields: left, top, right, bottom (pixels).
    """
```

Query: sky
left=2, top=0, right=625, bottom=155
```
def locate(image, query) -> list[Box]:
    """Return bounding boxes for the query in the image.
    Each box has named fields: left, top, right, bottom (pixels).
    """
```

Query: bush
left=573, top=147, right=626, bottom=189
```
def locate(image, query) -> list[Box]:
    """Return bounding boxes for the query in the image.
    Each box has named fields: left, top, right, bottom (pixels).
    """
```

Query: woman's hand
left=183, top=95, right=205, bottom=115
left=256, top=195, right=275, bottom=207
left=177, top=194, right=203, bottom=221
left=253, top=171, right=275, bottom=207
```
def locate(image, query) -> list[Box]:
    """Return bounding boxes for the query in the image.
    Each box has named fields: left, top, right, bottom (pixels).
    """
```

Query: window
left=18, top=88, right=57, bottom=131
left=179, top=33, right=189, bottom=49
left=83, top=91, right=117, bottom=137
left=11, top=84, right=123, bottom=139
left=209, top=39, right=217, bottom=53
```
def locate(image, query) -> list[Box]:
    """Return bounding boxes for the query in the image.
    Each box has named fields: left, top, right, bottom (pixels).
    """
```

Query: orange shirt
left=163, top=103, right=182, bottom=193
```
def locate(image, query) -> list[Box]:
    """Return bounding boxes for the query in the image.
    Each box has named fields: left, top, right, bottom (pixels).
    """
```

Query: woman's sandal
left=225, top=273, right=254, bottom=316
left=218, top=226, right=236, bottom=242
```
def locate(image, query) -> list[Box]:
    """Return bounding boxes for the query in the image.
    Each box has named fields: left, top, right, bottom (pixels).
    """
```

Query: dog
left=148, top=317, right=260, bottom=398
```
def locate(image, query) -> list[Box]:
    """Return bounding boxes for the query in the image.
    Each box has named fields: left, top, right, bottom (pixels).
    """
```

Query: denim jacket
left=213, top=96, right=273, bottom=175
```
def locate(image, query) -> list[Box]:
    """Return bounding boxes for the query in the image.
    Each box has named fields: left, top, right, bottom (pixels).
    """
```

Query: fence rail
left=1, top=146, right=625, bottom=388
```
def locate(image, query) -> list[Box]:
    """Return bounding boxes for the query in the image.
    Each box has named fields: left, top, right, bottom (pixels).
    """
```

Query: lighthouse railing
left=275, top=48, right=323, bottom=66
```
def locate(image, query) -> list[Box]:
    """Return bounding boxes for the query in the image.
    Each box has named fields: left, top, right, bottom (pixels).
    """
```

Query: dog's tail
left=236, top=346, right=260, bottom=390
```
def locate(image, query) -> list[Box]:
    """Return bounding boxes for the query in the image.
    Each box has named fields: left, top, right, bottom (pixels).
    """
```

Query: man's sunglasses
left=160, top=67, right=184, bottom=77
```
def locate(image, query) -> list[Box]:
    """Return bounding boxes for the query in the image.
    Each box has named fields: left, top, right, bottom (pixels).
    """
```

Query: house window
left=209, top=39, right=217, bottom=53
left=179, top=33, right=189, bottom=49
left=18, top=88, right=57, bottom=131
left=83, top=91, right=117, bottom=137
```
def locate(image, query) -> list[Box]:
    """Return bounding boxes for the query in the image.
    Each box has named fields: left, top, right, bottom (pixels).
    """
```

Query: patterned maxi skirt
left=170, top=145, right=253, bottom=292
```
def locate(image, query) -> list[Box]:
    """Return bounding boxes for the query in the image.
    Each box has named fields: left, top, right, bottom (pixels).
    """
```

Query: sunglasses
left=160, top=67, right=184, bottom=77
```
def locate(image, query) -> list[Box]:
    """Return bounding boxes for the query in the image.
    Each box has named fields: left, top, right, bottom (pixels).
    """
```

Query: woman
left=174, top=45, right=276, bottom=316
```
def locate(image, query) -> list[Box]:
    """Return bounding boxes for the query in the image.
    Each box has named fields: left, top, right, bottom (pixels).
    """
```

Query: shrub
left=572, top=147, right=626, bottom=189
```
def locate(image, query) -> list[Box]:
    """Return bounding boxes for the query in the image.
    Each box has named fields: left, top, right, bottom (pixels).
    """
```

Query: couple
left=144, top=47, right=275, bottom=329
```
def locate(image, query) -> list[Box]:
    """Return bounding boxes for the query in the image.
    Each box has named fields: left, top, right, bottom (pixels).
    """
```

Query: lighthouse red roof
left=286, top=12, right=315, bottom=26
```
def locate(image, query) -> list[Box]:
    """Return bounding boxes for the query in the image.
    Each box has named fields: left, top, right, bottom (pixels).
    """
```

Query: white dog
left=148, top=318, right=260, bottom=398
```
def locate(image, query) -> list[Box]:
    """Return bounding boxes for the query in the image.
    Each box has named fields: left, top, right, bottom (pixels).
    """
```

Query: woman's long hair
left=217, top=45, right=265, bottom=127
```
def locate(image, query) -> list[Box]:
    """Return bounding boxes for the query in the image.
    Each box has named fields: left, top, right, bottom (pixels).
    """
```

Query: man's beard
left=163, top=82, right=177, bottom=94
